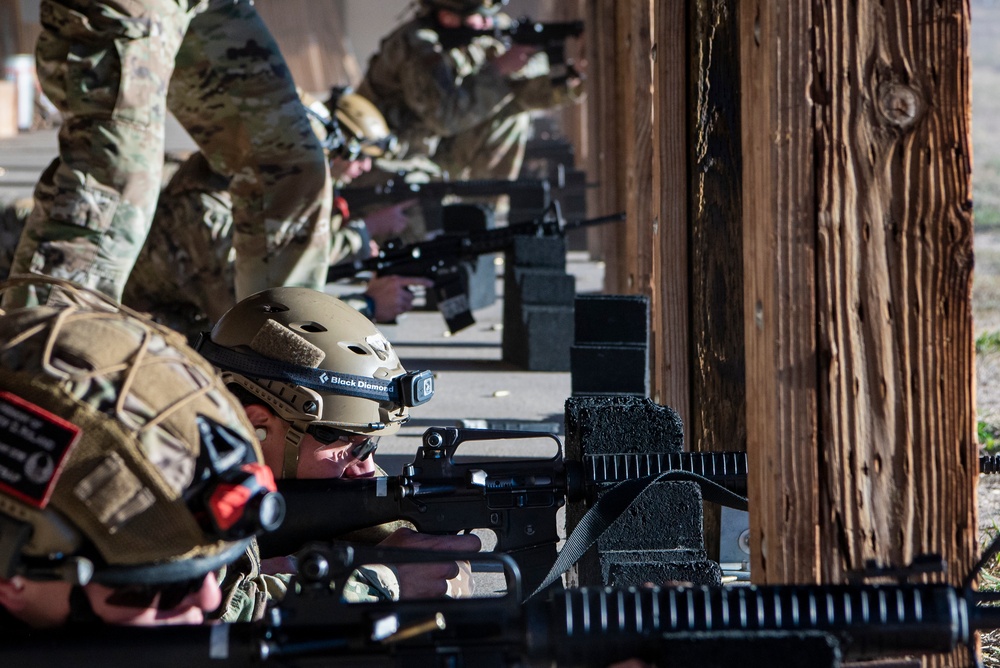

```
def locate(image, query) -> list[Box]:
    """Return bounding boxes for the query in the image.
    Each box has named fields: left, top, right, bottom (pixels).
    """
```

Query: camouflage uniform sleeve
left=346, top=566, right=398, bottom=601
left=219, top=571, right=292, bottom=623
left=366, top=22, right=517, bottom=142
left=215, top=542, right=282, bottom=623
left=329, top=218, right=370, bottom=265
left=506, top=51, right=586, bottom=113
left=406, top=32, right=516, bottom=136
left=354, top=564, right=401, bottom=600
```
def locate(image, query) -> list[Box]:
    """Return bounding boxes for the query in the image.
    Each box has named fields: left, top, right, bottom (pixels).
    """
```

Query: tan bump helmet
left=334, top=92, right=395, bottom=159
left=199, top=287, right=433, bottom=439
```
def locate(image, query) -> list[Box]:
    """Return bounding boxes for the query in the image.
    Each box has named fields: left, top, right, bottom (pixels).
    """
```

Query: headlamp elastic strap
left=196, top=336, right=433, bottom=407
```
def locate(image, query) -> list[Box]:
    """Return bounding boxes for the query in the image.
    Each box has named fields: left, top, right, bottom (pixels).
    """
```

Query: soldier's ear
left=0, top=576, right=28, bottom=609
left=243, top=403, right=276, bottom=430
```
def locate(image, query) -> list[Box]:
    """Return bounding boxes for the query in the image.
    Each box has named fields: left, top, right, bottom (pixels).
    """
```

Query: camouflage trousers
left=433, top=111, right=532, bottom=182
left=3, top=0, right=332, bottom=309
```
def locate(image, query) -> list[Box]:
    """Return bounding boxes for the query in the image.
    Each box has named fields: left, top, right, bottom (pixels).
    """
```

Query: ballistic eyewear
left=306, top=424, right=380, bottom=461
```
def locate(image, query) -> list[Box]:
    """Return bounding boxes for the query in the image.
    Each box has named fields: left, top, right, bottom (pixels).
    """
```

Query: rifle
left=340, top=177, right=554, bottom=214
left=438, top=17, right=585, bottom=82
left=8, top=539, right=1000, bottom=667
left=258, top=426, right=750, bottom=598
left=326, top=205, right=625, bottom=333
left=584, top=449, right=1000, bottom=482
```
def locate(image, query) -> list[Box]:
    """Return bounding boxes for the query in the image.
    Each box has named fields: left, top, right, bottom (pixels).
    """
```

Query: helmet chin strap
left=282, top=425, right=306, bottom=480
left=68, top=584, right=103, bottom=624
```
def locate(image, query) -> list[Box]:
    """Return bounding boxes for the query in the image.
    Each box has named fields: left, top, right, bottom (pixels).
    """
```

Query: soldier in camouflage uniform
left=121, top=88, right=429, bottom=340
left=0, top=276, right=282, bottom=627
left=3, top=0, right=332, bottom=311
left=356, top=0, right=584, bottom=182
left=199, top=287, right=480, bottom=620
left=0, top=91, right=428, bottom=341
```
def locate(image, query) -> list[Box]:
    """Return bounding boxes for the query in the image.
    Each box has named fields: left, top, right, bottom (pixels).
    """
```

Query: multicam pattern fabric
left=0, top=277, right=262, bottom=575
left=121, top=104, right=366, bottom=338
left=2, top=159, right=364, bottom=342
left=356, top=13, right=583, bottom=181
left=211, top=449, right=407, bottom=622
left=3, top=0, right=331, bottom=310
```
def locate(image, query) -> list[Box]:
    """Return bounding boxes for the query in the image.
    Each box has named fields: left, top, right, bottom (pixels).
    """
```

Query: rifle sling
left=527, top=470, right=748, bottom=601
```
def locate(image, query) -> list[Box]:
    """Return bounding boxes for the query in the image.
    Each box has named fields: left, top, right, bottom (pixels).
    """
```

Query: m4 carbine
left=326, top=206, right=624, bottom=333
left=340, top=177, right=553, bottom=213
left=8, top=540, right=1000, bottom=667
left=438, top=16, right=585, bottom=82
left=258, top=426, right=749, bottom=598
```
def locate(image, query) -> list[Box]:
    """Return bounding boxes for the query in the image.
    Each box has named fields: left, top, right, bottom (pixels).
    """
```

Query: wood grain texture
left=812, top=0, right=975, bottom=585
left=584, top=0, right=622, bottom=275
left=652, top=1, right=691, bottom=434
left=740, top=0, right=822, bottom=585
left=689, top=0, right=746, bottom=454
left=742, top=10, right=975, bottom=664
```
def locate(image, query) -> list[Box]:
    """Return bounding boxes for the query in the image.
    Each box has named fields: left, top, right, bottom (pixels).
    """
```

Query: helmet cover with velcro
left=0, top=278, right=283, bottom=586
left=199, top=287, right=432, bottom=441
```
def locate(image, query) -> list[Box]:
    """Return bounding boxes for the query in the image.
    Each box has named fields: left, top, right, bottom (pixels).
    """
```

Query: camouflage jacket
left=215, top=540, right=397, bottom=623
left=356, top=13, right=583, bottom=164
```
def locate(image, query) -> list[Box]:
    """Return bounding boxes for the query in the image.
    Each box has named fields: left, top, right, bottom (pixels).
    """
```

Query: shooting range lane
left=326, top=252, right=603, bottom=568
left=329, top=249, right=605, bottom=473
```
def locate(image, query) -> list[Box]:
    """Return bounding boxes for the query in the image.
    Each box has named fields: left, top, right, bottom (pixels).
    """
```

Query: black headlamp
left=195, top=335, right=434, bottom=408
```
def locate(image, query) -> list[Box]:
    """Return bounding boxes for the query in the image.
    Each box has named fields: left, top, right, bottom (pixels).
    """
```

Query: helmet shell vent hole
left=346, top=344, right=370, bottom=356
left=291, top=322, right=328, bottom=334
left=259, top=303, right=288, bottom=313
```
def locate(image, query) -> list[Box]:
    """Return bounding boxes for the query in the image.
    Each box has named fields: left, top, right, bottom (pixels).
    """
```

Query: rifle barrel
left=2, top=582, right=980, bottom=666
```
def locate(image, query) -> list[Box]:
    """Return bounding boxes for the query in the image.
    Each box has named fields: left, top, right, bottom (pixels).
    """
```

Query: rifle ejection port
left=469, top=469, right=487, bottom=487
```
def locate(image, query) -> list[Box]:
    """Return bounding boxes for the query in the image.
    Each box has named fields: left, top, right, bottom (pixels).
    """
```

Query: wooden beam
left=652, top=1, right=691, bottom=432
left=689, top=0, right=745, bottom=453
left=740, top=1, right=976, bottom=631
left=811, top=1, right=976, bottom=584
left=584, top=0, right=623, bottom=279
left=0, top=0, right=23, bottom=61
left=740, top=0, right=821, bottom=586
left=616, top=1, right=654, bottom=304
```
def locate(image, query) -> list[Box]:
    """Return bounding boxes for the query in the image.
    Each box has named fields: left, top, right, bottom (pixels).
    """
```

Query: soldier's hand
left=492, top=44, right=539, bottom=76
left=364, top=199, right=417, bottom=240
left=377, top=527, right=482, bottom=599
left=365, top=275, right=434, bottom=322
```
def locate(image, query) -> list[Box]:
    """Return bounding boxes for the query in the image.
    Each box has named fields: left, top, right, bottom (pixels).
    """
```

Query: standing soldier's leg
left=122, top=151, right=236, bottom=339
left=166, top=0, right=331, bottom=300
left=433, top=112, right=531, bottom=223
left=2, top=0, right=193, bottom=308
left=434, top=112, right=532, bottom=181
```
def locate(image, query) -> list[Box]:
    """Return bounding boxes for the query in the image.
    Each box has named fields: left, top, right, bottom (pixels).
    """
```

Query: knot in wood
left=877, top=82, right=922, bottom=129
